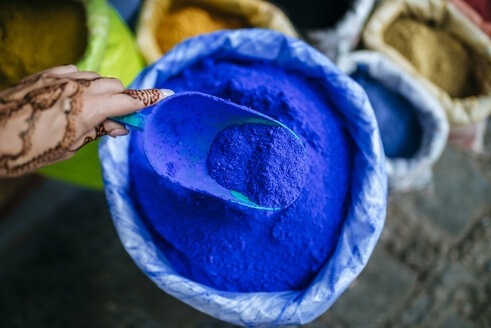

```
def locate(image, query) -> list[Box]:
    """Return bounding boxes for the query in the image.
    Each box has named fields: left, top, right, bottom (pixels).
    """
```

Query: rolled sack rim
left=99, top=29, right=387, bottom=326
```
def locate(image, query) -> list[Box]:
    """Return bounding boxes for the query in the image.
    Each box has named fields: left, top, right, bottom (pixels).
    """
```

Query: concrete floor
left=0, top=125, right=489, bottom=328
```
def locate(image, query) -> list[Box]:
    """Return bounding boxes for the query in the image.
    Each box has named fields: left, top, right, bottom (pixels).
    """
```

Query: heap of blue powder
left=207, top=123, right=307, bottom=208
left=129, top=59, right=354, bottom=292
left=351, top=69, right=422, bottom=158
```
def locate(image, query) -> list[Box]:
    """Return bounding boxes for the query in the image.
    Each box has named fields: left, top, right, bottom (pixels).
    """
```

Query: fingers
left=56, top=73, right=124, bottom=97
left=97, top=119, right=129, bottom=138
left=105, top=88, right=175, bottom=117
left=30, top=64, right=79, bottom=78
left=86, top=77, right=124, bottom=94
left=54, top=71, right=101, bottom=81
left=54, top=78, right=142, bottom=136
left=42, top=64, right=79, bottom=75
left=79, top=88, right=174, bottom=128
left=11, top=65, right=79, bottom=89
left=21, top=65, right=79, bottom=83
left=69, top=120, right=129, bottom=152
left=55, top=73, right=124, bottom=94
left=17, top=69, right=112, bottom=93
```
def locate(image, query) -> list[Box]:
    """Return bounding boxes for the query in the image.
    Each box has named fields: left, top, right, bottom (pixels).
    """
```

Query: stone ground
left=0, top=124, right=489, bottom=328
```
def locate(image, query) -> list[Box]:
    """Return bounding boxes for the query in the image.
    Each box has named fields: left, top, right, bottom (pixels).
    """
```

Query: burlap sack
left=136, top=0, right=298, bottom=64
left=362, top=0, right=491, bottom=130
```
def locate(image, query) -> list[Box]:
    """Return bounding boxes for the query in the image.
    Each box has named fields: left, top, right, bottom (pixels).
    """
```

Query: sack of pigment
left=339, top=51, right=449, bottom=192
left=135, top=0, right=298, bottom=63
left=273, top=0, right=375, bottom=61
left=0, top=0, right=145, bottom=189
left=99, top=29, right=387, bottom=326
left=362, top=0, right=491, bottom=153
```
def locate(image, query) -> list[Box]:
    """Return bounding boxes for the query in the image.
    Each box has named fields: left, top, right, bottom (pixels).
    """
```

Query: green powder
left=0, top=0, right=87, bottom=90
left=384, top=17, right=479, bottom=98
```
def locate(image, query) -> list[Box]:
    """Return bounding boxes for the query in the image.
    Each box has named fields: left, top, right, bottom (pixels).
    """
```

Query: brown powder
left=0, top=0, right=87, bottom=90
left=156, top=4, right=248, bottom=54
left=384, top=17, right=479, bottom=98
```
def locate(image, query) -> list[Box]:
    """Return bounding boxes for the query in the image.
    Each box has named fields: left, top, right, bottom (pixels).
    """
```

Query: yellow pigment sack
left=136, top=0, right=299, bottom=64
left=38, top=0, right=145, bottom=189
left=362, top=0, right=491, bottom=128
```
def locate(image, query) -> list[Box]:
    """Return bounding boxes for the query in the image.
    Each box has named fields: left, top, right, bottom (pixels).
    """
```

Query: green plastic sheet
left=38, top=0, right=145, bottom=189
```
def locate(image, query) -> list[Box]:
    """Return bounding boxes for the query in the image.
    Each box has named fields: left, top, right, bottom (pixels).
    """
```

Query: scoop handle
left=111, top=112, right=147, bottom=131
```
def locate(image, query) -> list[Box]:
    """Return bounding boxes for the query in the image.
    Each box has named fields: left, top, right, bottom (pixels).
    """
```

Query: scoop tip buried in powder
left=207, top=122, right=307, bottom=209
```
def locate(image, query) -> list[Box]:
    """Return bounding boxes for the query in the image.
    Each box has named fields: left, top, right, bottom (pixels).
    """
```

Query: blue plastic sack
left=99, top=29, right=387, bottom=327
left=339, top=51, right=449, bottom=192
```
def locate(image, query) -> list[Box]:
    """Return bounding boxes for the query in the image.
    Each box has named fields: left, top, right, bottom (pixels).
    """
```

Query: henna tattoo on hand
left=14, top=73, right=42, bottom=87
left=0, top=76, right=101, bottom=176
left=72, top=122, right=108, bottom=152
left=124, top=89, right=162, bottom=107
left=95, top=122, right=108, bottom=138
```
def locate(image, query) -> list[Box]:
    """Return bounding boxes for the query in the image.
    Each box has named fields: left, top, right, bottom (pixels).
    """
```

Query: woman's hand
left=0, top=65, right=173, bottom=177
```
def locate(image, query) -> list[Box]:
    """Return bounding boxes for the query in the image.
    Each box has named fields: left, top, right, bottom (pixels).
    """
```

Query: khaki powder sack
left=362, top=0, right=491, bottom=132
left=136, top=0, right=298, bottom=64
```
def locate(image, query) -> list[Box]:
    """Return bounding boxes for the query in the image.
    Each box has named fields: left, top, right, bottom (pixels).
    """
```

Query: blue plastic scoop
left=113, top=91, right=303, bottom=210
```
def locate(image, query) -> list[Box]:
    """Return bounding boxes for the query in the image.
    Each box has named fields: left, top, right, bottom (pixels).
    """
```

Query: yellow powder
left=384, top=17, right=479, bottom=98
left=0, top=0, right=87, bottom=90
left=156, top=4, right=248, bottom=54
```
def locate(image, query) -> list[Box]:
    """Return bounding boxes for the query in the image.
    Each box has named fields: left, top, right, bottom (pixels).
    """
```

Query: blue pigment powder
left=129, top=59, right=355, bottom=292
left=207, top=123, right=307, bottom=208
left=351, top=69, right=422, bottom=158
